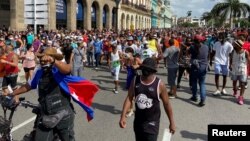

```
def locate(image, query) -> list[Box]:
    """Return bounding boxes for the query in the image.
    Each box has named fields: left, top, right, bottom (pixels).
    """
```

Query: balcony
left=122, top=1, right=150, bottom=12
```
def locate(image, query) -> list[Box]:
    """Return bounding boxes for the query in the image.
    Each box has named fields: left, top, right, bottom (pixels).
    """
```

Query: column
left=107, top=7, right=112, bottom=30
left=117, top=9, right=121, bottom=31
left=85, top=1, right=91, bottom=30
left=97, top=5, right=103, bottom=30
left=47, top=0, right=56, bottom=30
left=10, top=0, right=25, bottom=31
left=67, top=0, right=76, bottom=31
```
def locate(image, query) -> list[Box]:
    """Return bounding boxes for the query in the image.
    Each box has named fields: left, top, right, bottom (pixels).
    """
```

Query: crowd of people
left=0, top=27, right=250, bottom=101
left=0, top=26, right=250, bottom=140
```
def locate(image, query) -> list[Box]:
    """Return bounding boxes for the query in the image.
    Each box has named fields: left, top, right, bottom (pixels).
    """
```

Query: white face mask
left=9, top=38, right=14, bottom=40
left=42, top=64, right=52, bottom=68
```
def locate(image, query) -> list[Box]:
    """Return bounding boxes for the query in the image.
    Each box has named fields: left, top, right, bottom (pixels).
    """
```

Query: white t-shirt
left=140, top=48, right=153, bottom=61
left=124, top=44, right=137, bottom=53
left=213, top=41, right=233, bottom=65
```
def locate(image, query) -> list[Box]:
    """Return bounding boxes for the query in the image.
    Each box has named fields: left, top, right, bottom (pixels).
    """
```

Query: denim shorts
left=231, top=75, right=247, bottom=83
left=214, top=64, right=229, bottom=76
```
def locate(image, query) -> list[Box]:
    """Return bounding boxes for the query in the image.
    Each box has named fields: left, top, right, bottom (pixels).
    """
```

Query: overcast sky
left=170, top=0, right=250, bottom=18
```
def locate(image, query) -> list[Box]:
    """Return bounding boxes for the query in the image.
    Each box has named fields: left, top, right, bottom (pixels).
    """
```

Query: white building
left=191, top=17, right=206, bottom=27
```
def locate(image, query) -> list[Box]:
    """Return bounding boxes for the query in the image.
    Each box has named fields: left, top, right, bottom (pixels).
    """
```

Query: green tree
left=211, top=0, right=250, bottom=28
left=178, top=22, right=198, bottom=28
left=201, top=12, right=214, bottom=27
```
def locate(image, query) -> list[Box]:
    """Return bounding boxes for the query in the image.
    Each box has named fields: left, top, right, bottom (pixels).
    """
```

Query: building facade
left=0, top=0, right=119, bottom=31
left=158, top=0, right=172, bottom=28
left=171, top=15, right=177, bottom=28
left=151, top=0, right=158, bottom=28
left=151, top=0, right=172, bottom=28
left=191, top=17, right=206, bottom=27
left=177, top=16, right=206, bottom=27
left=0, top=0, right=171, bottom=31
left=118, top=0, right=151, bottom=30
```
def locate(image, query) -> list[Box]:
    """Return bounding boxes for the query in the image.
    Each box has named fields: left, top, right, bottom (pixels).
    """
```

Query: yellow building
left=118, top=0, right=152, bottom=30
left=0, top=0, right=120, bottom=31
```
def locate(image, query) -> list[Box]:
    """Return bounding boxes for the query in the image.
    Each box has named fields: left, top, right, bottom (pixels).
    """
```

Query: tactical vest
left=38, top=72, right=71, bottom=115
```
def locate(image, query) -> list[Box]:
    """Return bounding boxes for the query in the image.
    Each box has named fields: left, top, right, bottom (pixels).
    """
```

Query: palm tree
left=201, top=12, right=213, bottom=21
left=211, top=0, right=250, bottom=28
left=187, top=11, right=192, bottom=17
left=201, top=12, right=214, bottom=27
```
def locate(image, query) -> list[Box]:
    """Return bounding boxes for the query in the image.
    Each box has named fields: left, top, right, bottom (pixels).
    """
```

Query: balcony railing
left=122, top=0, right=149, bottom=12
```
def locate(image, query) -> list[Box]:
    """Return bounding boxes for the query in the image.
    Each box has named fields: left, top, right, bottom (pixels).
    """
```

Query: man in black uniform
left=119, top=58, right=175, bottom=141
left=4, top=47, right=75, bottom=141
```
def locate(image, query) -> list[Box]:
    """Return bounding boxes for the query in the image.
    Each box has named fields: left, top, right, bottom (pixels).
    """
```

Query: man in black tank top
left=120, top=58, right=176, bottom=141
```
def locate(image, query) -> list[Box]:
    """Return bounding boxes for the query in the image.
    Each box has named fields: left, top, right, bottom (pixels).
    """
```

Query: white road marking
left=11, top=116, right=36, bottom=133
left=162, top=128, right=172, bottom=141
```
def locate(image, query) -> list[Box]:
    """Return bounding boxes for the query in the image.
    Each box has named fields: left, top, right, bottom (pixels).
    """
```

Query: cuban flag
left=29, top=67, right=99, bottom=121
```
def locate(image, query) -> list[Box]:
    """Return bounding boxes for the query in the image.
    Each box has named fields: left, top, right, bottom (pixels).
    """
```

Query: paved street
left=3, top=63, right=250, bottom=141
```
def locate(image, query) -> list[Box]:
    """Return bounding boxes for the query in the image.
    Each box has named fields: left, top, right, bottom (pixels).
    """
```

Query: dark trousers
left=35, top=113, right=75, bottom=141
left=177, top=66, right=191, bottom=86
left=94, top=53, right=101, bottom=67
left=135, top=132, right=158, bottom=141
left=87, top=51, right=94, bottom=66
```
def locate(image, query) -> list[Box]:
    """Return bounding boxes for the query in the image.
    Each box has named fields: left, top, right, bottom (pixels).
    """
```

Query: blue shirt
left=27, top=34, right=34, bottom=45
left=71, top=42, right=78, bottom=49
left=93, top=40, right=102, bottom=54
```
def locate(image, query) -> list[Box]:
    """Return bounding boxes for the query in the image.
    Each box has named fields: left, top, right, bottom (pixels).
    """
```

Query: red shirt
left=243, top=42, right=250, bottom=52
left=5, top=52, right=19, bottom=75
left=0, top=55, right=6, bottom=77
left=83, top=35, right=88, bottom=43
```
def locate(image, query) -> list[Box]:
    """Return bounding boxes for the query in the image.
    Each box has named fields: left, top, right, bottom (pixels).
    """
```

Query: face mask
left=41, top=64, right=52, bottom=73
left=141, top=69, right=153, bottom=77
left=9, top=38, right=14, bottom=40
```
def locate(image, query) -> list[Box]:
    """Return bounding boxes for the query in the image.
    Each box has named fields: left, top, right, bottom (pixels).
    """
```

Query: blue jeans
left=94, top=53, right=101, bottom=67
left=191, top=65, right=207, bottom=101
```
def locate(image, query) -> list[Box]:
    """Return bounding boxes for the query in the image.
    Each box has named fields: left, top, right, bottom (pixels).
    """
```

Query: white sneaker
left=221, top=89, right=227, bottom=95
left=113, top=89, right=118, bottom=94
left=213, top=90, right=221, bottom=96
